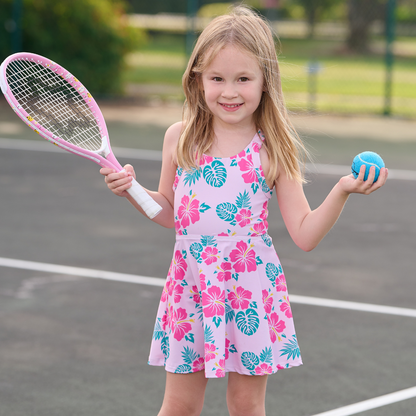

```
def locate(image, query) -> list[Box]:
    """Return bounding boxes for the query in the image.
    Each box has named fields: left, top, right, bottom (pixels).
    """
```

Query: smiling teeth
left=223, top=104, right=240, bottom=108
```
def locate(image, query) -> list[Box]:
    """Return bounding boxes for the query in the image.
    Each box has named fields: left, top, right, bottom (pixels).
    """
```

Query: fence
left=127, top=0, right=416, bottom=119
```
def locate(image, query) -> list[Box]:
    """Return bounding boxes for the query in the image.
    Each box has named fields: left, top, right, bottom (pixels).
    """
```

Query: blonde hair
left=178, top=5, right=307, bottom=184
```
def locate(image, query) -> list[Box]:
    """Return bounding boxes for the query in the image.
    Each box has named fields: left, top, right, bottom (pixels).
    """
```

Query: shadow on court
left=1, top=100, right=416, bottom=415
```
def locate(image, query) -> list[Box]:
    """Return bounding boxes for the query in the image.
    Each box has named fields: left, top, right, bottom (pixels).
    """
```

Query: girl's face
left=201, top=45, right=264, bottom=130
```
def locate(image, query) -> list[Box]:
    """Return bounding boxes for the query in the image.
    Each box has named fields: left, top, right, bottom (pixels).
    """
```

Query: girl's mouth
left=219, top=103, right=243, bottom=111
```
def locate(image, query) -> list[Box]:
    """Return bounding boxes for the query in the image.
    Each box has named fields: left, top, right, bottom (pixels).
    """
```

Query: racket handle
left=127, top=178, right=163, bottom=219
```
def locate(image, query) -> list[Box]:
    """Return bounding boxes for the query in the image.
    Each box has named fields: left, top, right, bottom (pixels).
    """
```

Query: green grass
left=123, top=33, right=416, bottom=117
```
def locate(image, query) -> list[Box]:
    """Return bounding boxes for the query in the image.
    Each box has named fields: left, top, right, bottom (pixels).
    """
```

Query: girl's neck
left=206, top=122, right=258, bottom=158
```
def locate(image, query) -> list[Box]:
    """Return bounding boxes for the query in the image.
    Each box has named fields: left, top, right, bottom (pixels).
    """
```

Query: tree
left=294, top=0, right=343, bottom=38
left=346, top=0, right=386, bottom=53
left=0, top=0, right=146, bottom=95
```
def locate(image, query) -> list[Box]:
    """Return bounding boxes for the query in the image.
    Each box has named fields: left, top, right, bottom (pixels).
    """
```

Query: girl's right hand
left=99, top=164, right=135, bottom=198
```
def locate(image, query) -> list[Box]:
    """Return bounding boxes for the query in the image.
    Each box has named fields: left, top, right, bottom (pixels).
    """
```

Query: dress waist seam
left=176, top=233, right=270, bottom=242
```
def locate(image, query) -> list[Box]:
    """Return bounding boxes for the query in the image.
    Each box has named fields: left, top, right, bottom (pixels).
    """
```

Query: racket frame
left=1, top=52, right=121, bottom=171
left=1, top=52, right=162, bottom=219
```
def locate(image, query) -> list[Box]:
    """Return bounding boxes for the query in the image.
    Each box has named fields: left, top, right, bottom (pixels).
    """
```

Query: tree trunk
left=346, top=0, right=385, bottom=53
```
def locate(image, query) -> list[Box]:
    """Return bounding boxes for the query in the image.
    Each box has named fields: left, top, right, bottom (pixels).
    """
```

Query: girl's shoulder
left=163, top=121, right=184, bottom=165
left=164, top=121, right=184, bottom=144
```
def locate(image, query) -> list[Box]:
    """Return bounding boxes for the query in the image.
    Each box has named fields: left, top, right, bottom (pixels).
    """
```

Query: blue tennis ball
left=351, top=151, right=385, bottom=182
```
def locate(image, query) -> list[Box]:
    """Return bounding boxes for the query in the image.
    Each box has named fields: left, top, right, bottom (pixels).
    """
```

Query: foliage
left=197, top=3, right=232, bottom=18
left=397, top=2, right=416, bottom=23
left=0, top=0, right=147, bottom=95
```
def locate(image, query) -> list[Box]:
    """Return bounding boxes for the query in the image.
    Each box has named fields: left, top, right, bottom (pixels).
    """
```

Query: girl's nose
left=221, top=83, right=238, bottom=99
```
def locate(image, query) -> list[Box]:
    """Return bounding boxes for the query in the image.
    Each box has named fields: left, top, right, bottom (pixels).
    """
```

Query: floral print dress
left=148, top=131, right=303, bottom=378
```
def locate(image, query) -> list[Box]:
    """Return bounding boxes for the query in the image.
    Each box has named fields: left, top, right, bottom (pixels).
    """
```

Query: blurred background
left=1, top=0, right=415, bottom=118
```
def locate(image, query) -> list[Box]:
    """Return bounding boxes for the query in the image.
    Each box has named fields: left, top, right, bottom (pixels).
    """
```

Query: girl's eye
left=239, top=77, right=249, bottom=82
left=213, top=77, right=222, bottom=82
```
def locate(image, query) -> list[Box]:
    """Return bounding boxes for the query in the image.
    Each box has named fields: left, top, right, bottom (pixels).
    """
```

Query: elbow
left=296, top=240, right=318, bottom=252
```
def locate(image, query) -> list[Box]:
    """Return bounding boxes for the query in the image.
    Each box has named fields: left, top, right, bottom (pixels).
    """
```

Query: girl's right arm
left=99, top=122, right=183, bottom=228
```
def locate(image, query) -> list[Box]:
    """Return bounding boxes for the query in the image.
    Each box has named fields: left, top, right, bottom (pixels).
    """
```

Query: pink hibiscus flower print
left=225, top=338, right=230, bottom=360
left=275, top=273, right=287, bottom=292
left=253, top=141, right=261, bottom=153
left=215, top=359, right=226, bottom=378
left=280, top=296, right=292, bottom=318
left=252, top=221, right=267, bottom=235
left=262, top=289, right=273, bottom=314
left=168, top=280, right=184, bottom=303
left=202, top=286, right=225, bottom=318
left=193, top=357, right=205, bottom=372
left=171, top=307, right=193, bottom=341
left=238, top=154, right=258, bottom=184
left=255, top=363, right=273, bottom=375
left=260, top=201, right=268, bottom=220
left=199, top=272, right=207, bottom=291
left=228, top=286, right=252, bottom=310
left=201, top=246, right=219, bottom=265
left=229, top=241, right=257, bottom=273
left=216, top=262, right=232, bottom=282
left=162, top=305, right=173, bottom=331
left=276, top=364, right=285, bottom=370
left=173, top=172, right=180, bottom=190
left=171, top=250, right=187, bottom=280
left=161, top=278, right=172, bottom=303
left=178, top=194, right=200, bottom=228
left=268, top=312, right=286, bottom=343
left=174, top=220, right=183, bottom=235
left=199, top=155, right=214, bottom=166
left=205, top=343, right=216, bottom=362
left=190, top=285, right=201, bottom=303
left=236, top=209, right=252, bottom=227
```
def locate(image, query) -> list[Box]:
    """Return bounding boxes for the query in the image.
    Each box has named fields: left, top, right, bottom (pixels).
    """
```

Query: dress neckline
left=203, top=131, right=260, bottom=160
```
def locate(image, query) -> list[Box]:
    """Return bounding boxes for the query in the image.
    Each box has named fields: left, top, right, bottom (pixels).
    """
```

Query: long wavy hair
left=177, top=5, right=307, bottom=184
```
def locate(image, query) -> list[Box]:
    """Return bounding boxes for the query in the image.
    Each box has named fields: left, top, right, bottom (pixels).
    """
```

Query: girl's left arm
left=275, top=164, right=388, bottom=252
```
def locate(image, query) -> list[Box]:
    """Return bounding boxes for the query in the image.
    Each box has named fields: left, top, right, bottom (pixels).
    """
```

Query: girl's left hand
left=338, top=165, right=388, bottom=195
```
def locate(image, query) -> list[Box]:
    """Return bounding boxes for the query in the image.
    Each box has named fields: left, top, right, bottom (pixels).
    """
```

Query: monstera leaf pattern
left=148, top=132, right=302, bottom=379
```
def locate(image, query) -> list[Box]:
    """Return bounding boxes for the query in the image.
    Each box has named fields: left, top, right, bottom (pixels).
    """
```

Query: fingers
left=356, top=166, right=388, bottom=194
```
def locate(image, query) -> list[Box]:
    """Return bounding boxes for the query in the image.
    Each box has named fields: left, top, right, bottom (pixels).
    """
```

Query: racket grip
left=127, top=178, right=163, bottom=219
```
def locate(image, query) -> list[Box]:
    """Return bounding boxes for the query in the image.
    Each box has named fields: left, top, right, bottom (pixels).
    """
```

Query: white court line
left=1, top=138, right=416, bottom=180
left=1, top=256, right=416, bottom=318
left=311, top=386, right=416, bottom=416
left=1, top=256, right=416, bottom=415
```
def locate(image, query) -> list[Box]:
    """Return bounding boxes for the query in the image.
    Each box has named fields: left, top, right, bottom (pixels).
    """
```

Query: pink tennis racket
left=0, top=52, right=162, bottom=219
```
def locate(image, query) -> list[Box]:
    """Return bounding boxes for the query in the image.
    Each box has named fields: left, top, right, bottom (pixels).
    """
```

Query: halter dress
left=148, top=131, right=303, bottom=378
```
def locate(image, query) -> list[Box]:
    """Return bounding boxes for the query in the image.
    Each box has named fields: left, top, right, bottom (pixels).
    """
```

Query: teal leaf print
left=216, top=202, right=238, bottom=222
left=259, top=347, right=273, bottom=365
left=225, top=302, right=235, bottom=324
left=236, top=308, right=260, bottom=336
left=175, top=364, right=192, bottom=373
left=185, top=333, right=195, bottom=343
left=256, top=256, right=263, bottom=266
left=201, top=235, right=216, bottom=247
left=265, top=263, right=280, bottom=286
left=152, top=318, right=164, bottom=341
left=231, top=158, right=238, bottom=167
left=251, top=182, right=259, bottom=194
left=204, top=324, right=215, bottom=343
left=261, top=234, right=272, bottom=247
left=183, top=167, right=201, bottom=186
left=229, top=344, right=237, bottom=354
left=182, top=346, right=199, bottom=365
left=203, top=160, right=227, bottom=187
left=213, top=316, right=222, bottom=328
left=232, top=273, right=239, bottom=281
left=280, top=335, right=301, bottom=360
left=161, top=335, right=169, bottom=359
left=235, top=190, right=251, bottom=209
left=190, top=242, right=203, bottom=263
left=199, top=202, right=211, bottom=213
left=241, top=351, right=260, bottom=371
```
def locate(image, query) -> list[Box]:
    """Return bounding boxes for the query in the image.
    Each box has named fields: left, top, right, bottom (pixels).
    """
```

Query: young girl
left=101, top=6, right=388, bottom=416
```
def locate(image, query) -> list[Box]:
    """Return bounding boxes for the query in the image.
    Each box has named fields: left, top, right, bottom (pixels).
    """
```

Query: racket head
left=0, top=52, right=121, bottom=170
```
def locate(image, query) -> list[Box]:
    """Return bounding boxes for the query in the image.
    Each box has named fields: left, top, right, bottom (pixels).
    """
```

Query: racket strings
left=6, top=59, right=103, bottom=152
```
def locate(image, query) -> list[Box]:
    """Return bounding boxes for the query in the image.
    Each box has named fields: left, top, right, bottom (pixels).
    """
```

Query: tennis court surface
left=1, top=100, right=416, bottom=416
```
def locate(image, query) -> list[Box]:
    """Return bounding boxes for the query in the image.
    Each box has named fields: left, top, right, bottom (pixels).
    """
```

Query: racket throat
left=97, top=137, right=111, bottom=158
